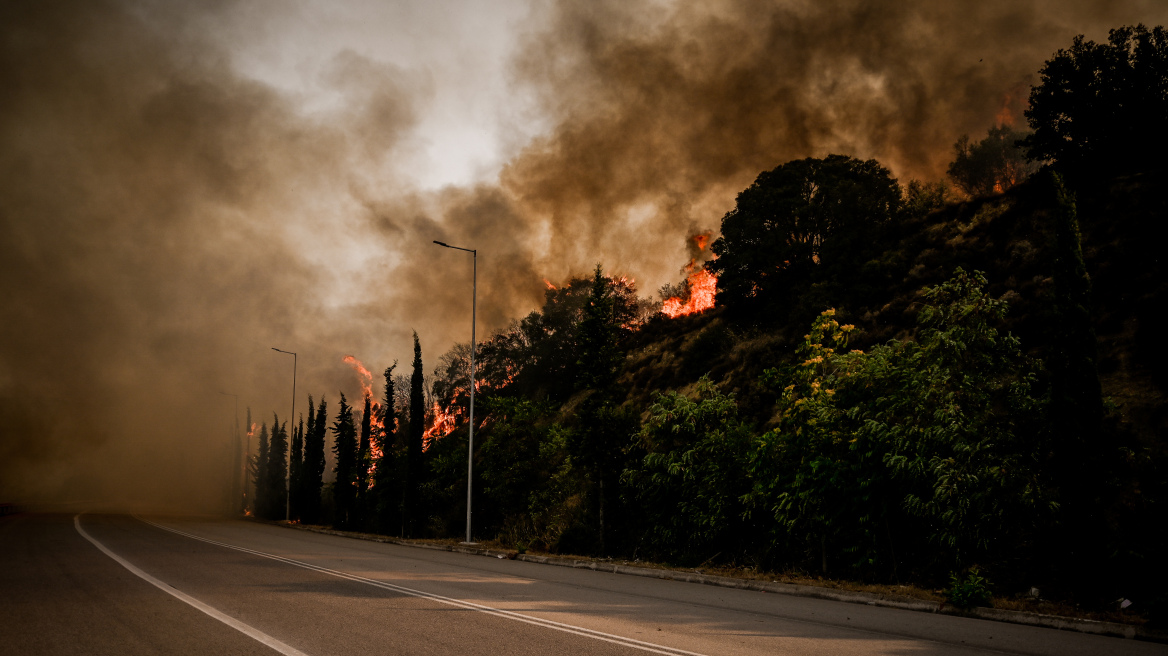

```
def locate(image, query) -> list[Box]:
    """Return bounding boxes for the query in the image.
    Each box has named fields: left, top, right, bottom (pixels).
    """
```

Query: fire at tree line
left=242, top=26, right=1167, bottom=619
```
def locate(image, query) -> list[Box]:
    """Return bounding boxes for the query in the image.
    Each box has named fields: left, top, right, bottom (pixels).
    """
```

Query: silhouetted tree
left=255, top=422, right=269, bottom=517
left=1044, top=173, right=1108, bottom=592
left=709, top=155, right=901, bottom=323
left=375, top=363, right=400, bottom=532
left=576, top=264, right=621, bottom=393
left=571, top=264, right=631, bottom=552
left=406, top=332, right=425, bottom=537
left=332, top=393, right=357, bottom=529
left=264, top=415, right=288, bottom=520
left=289, top=414, right=304, bottom=521
left=303, top=396, right=327, bottom=524
left=947, top=125, right=1036, bottom=196
left=356, top=393, right=373, bottom=528
left=1023, top=24, right=1168, bottom=177
left=245, top=407, right=256, bottom=514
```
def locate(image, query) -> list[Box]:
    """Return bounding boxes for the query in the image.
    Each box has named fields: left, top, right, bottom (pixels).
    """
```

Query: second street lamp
left=433, top=240, right=477, bottom=544
left=271, top=347, right=297, bottom=522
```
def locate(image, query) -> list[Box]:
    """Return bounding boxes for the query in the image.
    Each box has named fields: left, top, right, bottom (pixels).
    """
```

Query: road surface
left=1, top=513, right=1161, bottom=655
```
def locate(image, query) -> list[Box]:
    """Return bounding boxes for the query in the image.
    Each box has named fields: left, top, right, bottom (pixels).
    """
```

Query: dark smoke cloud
left=500, top=0, right=1168, bottom=283
left=2, top=0, right=1165, bottom=511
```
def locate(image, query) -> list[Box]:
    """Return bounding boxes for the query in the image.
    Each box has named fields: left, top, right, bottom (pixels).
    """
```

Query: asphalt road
left=1, top=514, right=1162, bottom=655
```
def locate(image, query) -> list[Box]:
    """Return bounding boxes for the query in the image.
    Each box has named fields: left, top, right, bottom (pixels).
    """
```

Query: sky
left=3, top=0, right=1166, bottom=512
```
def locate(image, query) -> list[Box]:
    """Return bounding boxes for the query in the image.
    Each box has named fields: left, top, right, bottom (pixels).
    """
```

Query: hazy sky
left=3, top=0, right=1165, bottom=512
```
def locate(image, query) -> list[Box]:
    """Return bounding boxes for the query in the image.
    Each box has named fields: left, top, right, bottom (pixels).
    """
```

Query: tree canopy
left=708, top=154, right=901, bottom=321
left=1023, top=24, right=1168, bottom=176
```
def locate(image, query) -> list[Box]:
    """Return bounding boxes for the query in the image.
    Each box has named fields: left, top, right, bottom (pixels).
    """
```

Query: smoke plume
left=2, top=0, right=1164, bottom=511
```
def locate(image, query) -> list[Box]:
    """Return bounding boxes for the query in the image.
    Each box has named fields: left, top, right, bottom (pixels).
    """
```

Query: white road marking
left=74, top=514, right=310, bottom=656
left=139, top=516, right=711, bottom=656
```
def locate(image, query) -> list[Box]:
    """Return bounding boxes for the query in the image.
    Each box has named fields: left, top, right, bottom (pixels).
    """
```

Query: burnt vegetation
left=250, top=26, right=1167, bottom=622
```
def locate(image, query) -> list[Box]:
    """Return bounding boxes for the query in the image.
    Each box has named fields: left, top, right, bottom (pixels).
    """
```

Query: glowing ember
left=662, top=267, right=717, bottom=318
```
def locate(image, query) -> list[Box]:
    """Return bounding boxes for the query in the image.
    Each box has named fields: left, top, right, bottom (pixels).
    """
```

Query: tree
left=576, top=264, right=621, bottom=393
left=265, top=415, right=288, bottom=520
left=245, top=407, right=256, bottom=514
left=331, top=394, right=358, bottom=528
left=947, top=126, right=1037, bottom=197
left=406, top=332, right=426, bottom=536
left=570, top=264, right=632, bottom=553
left=708, top=155, right=901, bottom=322
left=1022, top=24, right=1168, bottom=176
left=255, top=422, right=269, bottom=517
left=375, top=363, right=400, bottom=532
left=302, top=396, right=327, bottom=524
left=356, top=393, right=373, bottom=528
left=289, top=415, right=304, bottom=521
left=623, top=377, right=753, bottom=562
left=1044, top=173, right=1107, bottom=589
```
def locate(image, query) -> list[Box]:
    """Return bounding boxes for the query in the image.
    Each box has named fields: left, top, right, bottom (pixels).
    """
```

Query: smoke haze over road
left=2, top=0, right=1164, bottom=511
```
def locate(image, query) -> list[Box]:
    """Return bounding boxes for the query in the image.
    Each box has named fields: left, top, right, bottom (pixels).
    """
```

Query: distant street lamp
left=218, top=391, right=241, bottom=514
left=271, top=347, right=297, bottom=522
left=433, top=240, right=477, bottom=544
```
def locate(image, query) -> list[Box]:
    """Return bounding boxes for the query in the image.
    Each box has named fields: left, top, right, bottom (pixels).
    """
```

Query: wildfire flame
left=423, top=400, right=461, bottom=450
left=662, top=267, right=717, bottom=318
left=662, top=232, right=718, bottom=318
left=544, top=278, right=557, bottom=290
left=342, top=355, right=384, bottom=472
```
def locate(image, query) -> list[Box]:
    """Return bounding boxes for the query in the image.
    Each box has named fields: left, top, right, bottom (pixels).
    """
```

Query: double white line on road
left=93, top=514, right=710, bottom=656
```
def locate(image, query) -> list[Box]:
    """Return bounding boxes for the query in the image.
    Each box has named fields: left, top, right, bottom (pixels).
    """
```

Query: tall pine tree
left=245, top=407, right=255, bottom=514
left=255, top=422, right=269, bottom=517
left=289, top=414, right=304, bottom=521
left=572, top=264, right=627, bottom=553
left=303, top=396, right=328, bottom=524
left=332, top=393, right=358, bottom=529
left=406, top=332, right=425, bottom=537
left=356, top=394, right=373, bottom=528
left=376, top=363, right=399, bottom=532
left=265, top=415, right=288, bottom=521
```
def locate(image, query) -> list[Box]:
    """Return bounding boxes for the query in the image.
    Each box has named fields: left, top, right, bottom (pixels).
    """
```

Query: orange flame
left=342, top=355, right=384, bottom=473
left=544, top=278, right=557, bottom=290
left=692, top=232, right=711, bottom=251
left=663, top=267, right=717, bottom=318
left=423, top=400, right=462, bottom=450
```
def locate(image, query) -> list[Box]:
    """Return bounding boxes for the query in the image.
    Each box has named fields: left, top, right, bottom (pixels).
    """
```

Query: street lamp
left=433, top=240, right=477, bottom=544
left=271, top=347, right=297, bottom=522
left=218, top=391, right=241, bottom=514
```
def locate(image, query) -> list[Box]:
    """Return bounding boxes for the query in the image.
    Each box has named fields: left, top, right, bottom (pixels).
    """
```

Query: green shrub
left=947, top=567, right=993, bottom=609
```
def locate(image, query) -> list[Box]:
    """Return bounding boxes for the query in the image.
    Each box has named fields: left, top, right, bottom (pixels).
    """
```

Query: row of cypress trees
left=249, top=331, right=430, bottom=537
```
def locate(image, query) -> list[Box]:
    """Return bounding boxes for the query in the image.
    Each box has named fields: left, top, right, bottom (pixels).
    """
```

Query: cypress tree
left=332, top=393, right=358, bottom=529
left=290, top=414, right=304, bottom=521
left=303, top=396, right=327, bottom=524
left=255, top=422, right=269, bottom=518
left=406, top=332, right=425, bottom=537
left=573, top=264, right=625, bottom=553
left=376, top=363, right=399, bottom=532
left=356, top=393, right=373, bottom=528
left=266, top=415, right=288, bottom=520
left=245, top=407, right=255, bottom=514
left=1047, top=172, right=1107, bottom=590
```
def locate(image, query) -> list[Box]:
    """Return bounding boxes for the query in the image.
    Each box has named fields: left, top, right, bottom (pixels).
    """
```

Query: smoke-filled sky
left=3, top=0, right=1165, bottom=512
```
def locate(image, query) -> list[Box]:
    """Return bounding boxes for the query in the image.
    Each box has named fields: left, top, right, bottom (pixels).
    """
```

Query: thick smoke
left=2, top=0, right=1164, bottom=511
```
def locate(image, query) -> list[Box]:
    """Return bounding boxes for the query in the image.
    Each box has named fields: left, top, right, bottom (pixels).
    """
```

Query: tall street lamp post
left=271, top=347, right=297, bottom=522
left=433, top=240, right=477, bottom=544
